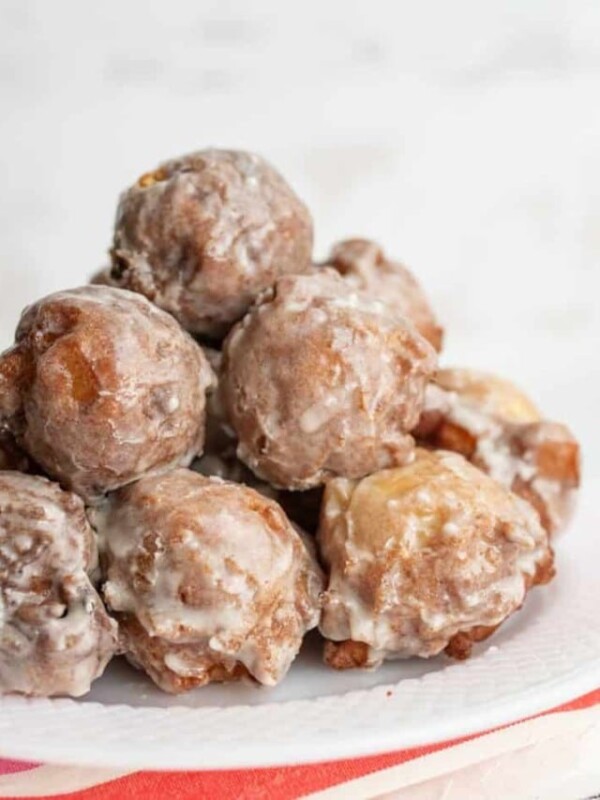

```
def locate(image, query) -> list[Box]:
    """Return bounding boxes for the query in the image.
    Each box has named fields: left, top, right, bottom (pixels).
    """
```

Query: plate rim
left=0, top=658, right=597, bottom=770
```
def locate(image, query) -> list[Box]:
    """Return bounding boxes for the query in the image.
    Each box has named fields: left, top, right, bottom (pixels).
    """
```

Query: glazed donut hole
left=0, top=285, right=215, bottom=503
left=414, top=367, right=580, bottom=534
left=508, top=420, right=580, bottom=534
left=434, top=368, right=541, bottom=424
left=318, top=448, right=554, bottom=668
left=221, top=269, right=437, bottom=490
left=322, top=238, right=443, bottom=351
left=92, top=469, right=323, bottom=693
left=0, top=472, right=118, bottom=697
left=108, top=149, right=314, bottom=339
left=413, top=368, right=542, bottom=454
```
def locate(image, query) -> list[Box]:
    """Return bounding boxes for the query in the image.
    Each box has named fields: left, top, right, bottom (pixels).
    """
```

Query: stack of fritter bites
left=0, top=149, right=579, bottom=697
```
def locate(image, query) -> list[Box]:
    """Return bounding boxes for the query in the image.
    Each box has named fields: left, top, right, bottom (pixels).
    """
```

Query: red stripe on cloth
left=0, top=760, right=38, bottom=776
left=7, top=688, right=600, bottom=800
left=552, top=688, right=600, bottom=713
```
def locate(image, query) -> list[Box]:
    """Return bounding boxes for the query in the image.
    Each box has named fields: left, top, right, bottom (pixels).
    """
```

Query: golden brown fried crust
left=222, top=270, right=436, bottom=489
left=97, top=469, right=323, bottom=692
left=109, top=149, right=314, bottom=338
left=0, top=473, right=118, bottom=696
left=328, top=562, right=555, bottom=667
left=512, top=477, right=553, bottom=534
left=323, top=239, right=443, bottom=351
left=529, top=437, right=580, bottom=485
left=434, top=368, right=540, bottom=424
left=428, top=420, right=478, bottom=458
left=118, top=616, right=250, bottom=694
left=530, top=547, right=556, bottom=587
left=512, top=426, right=579, bottom=533
left=323, top=640, right=371, bottom=670
left=445, top=625, right=499, bottom=660
left=0, top=286, right=213, bottom=502
left=318, top=449, right=554, bottom=667
left=444, top=546, right=555, bottom=661
left=415, top=373, right=581, bottom=535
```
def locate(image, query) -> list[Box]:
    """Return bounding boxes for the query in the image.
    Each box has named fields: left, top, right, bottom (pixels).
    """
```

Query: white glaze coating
left=0, top=285, right=215, bottom=503
left=110, top=149, right=313, bottom=337
left=318, top=449, right=553, bottom=665
left=93, top=469, right=323, bottom=693
left=0, top=472, right=118, bottom=697
left=434, top=368, right=540, bottom=423
left=222, top=269, right=436, bottom=489
left=323, top=239, right=443, bottom=351
left=416, top=371, right=580, bottom=534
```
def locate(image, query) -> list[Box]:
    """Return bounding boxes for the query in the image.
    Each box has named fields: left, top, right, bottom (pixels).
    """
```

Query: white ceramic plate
left=0, top=482, right=597, bottom=771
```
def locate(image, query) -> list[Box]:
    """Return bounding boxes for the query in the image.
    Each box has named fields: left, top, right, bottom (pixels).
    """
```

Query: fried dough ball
left=414, top=368, right=580, bottom=534
left=194, top=345, right=324, bottom=532
left=319, top=448, right=554, bottom=667
left=0, top=286, right=214, bottom=503
left=109, top=149, right=313, bottom=338
left=433, top=368, right=540, bottom=423
left=221, top=270, right=436, bottom=489
left=322, top=239, right=443, bottom=351
left=0, top=473, right=118, bottom=696
left=93, top=469, right=323, bottom=693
